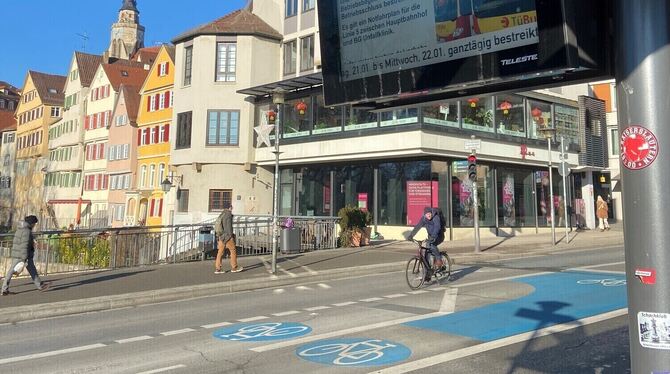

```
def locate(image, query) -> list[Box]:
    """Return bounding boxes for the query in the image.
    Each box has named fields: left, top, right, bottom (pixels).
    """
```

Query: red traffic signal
left=467, top=154, right=477, bottom=164
left=467, top=154, right=477, bottom=182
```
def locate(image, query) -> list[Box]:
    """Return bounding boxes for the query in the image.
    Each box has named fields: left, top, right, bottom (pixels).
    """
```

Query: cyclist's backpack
left=435, top=208, right=447, bottom=237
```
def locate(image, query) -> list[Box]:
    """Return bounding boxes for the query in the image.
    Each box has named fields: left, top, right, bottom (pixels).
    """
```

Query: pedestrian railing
left=0, top=215, right=339, bottom=276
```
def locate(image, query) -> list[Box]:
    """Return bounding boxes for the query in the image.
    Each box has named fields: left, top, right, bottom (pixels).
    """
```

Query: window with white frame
left=149, top=164, right=156, bottom=188
left=183, top=46, right=193, bottom=86
left=303, top=0, right=315, bottom=11
left=216, top=42, right=236, bottom=82
left=159, top=92, right=165, bottom=109
left=286, top=0, right=298, bottom=17
left=158, top=164, right=165, bottom=187
left=207, top=110, right=239, bottom=146
left=140, top=165, right=147, bottom=188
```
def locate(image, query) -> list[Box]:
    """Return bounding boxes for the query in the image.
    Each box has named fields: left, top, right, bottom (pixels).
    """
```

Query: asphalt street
left=0, top=245, right=629, bottom=373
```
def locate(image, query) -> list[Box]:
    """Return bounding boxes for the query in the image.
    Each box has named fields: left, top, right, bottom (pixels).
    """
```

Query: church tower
left=105, top=0, right=145, bottom=61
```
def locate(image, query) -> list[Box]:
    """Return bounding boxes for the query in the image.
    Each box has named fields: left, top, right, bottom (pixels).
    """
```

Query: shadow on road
left=48, top=269, right=155, bottom=291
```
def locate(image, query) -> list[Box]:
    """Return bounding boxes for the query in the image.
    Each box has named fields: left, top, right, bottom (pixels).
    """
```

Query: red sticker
left=635, top=268, right=656, bottom=285
left=620, top=125, right=659, bottom=170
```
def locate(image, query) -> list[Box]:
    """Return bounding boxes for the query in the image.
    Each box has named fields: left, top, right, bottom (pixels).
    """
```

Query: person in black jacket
left=407, top=207, right=445, bottom=271
left=2, top=215, right=50, bottom=295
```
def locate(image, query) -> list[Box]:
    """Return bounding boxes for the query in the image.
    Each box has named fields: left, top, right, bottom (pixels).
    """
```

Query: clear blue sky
left=1, top=0, right=248, bottom=88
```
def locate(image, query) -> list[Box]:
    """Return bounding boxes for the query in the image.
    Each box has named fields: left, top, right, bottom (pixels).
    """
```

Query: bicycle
left=405, top=239, right=452, bottom=290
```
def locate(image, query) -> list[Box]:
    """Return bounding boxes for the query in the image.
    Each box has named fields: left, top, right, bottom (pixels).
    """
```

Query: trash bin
left=199, top=226, right=215, bottom=256
left=280, top=227, right=301, bottom=254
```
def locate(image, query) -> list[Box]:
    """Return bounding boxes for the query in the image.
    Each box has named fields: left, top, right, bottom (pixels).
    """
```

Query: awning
left=48, top=199, right=92, bottom=205
left=237, top=72, right=323, bottom=98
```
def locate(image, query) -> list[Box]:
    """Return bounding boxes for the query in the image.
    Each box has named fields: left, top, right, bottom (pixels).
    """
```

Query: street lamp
left=538, top=126, right=556, bottom=246
left=270, top=87, right=286, bottom=275
left=160, top=174, right=182, bottom=193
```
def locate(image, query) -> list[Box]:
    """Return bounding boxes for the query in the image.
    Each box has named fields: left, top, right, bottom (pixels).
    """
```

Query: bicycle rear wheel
left=406, top=257, right=426, bottom=290
left=438, top=252, right=452, bottom=280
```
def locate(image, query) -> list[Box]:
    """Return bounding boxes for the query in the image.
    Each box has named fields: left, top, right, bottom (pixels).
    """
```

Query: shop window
left=283, top=97, right=311, bottom=138
left=296, top=167, right=332, bottom=217
left=555, top=104, right=580, bottom=148
left=380, top=108, right=418, bottom=127
left=333, top=165, right=374, bottom=221
left=422, top=101, right=459, bottom=128
left=495, top=95, right=525, bottom=137
left=534, top=170, right=561, bottom=227
left=313, top=94, right=342, bottom=134
left=345, top=106, right=378, bottom=131
left=461, top=96, right=493, bottom=133
left=451, top=161, right=495, bottom=227
left=528, top=100, right=552, bottom=139
left=497, top=168, right=536, bottom=227
left=379, top=161, right=431, bottom=225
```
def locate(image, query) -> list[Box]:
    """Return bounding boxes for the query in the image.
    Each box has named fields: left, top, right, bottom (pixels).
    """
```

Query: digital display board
left=317, top=0, right=611, bottom=107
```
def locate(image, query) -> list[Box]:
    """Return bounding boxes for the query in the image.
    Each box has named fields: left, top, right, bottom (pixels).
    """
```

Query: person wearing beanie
left=2, top=215, right=51, bottom=295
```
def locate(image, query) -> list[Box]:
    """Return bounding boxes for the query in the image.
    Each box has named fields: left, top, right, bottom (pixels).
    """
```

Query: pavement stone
left=0, top=226, right=624, bottom=324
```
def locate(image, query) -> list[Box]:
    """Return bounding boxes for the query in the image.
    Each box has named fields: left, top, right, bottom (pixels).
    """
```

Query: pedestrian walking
left=596, top=195, right=610, bottom=231
left=213, top=203, right=243, bottom=274
left=2, top=215, right=51, bottom=295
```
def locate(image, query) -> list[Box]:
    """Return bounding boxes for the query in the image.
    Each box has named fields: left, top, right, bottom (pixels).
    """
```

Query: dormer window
left=121, top=71, right=129, bottom=77
left=48, top=88, right=58, bottom=94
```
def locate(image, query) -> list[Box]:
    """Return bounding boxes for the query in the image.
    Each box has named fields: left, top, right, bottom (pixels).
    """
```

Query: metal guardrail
left=0, top=215, right=339, bottom=276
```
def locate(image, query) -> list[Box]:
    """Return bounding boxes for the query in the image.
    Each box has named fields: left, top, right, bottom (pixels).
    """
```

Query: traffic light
left=467, top=154, right=477, bottom=182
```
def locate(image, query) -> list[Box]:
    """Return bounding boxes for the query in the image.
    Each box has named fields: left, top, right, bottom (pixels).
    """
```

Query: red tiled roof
left=74, top=52, right=103, bottom=87
left=132, top=46, right=160, bottom=65
left=172, top=9, right=282, bottom=44
left=0, top=111, right=16, bottom=133
left=102, top=62, right=150, bottom=92
left=117, top=84, right=141, bottom=124
left=29, top=71, right=66, bottom=107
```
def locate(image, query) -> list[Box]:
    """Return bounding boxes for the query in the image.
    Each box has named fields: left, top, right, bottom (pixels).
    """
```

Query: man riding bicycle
left=407, top=207, right=445, bottom=276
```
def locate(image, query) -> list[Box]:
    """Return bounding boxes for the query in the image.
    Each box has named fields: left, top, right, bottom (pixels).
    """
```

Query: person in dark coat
left=407, top=207, right=444, bottom=270
left=213, top=203, right=243, bottom=274
left=2, top=215, right=50, bottom=295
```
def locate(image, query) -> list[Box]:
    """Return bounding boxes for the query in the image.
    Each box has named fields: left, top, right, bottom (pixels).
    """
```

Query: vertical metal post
left=373, top=167, right=378, bottom=235
left=271, top=106, right=280, bottom=275
left=472, top=148, right=480, bottom=253
left=547, top=138, right=556, bottom=245
left=561, top=137, right=570, bottom=243
left=615, top=1, right=670, bottom=371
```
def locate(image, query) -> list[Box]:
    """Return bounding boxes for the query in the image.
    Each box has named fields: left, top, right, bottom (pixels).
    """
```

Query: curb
left=0, top=239, right=624, bottom=324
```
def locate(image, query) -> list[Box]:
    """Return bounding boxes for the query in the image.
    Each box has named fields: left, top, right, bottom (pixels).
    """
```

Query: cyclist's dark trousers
left=424, top=243, right=441, bottom=268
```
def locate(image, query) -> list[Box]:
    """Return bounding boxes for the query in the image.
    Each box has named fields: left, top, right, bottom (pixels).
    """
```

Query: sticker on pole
left=620, top=125, right=659, bottom=170
left=638, top=312, right=670, bottom=350
left=635, top=268, right=657, bottom=285
left=296, top=338, right=411, bottom=367
left=213, top=322, right=311, bottom=342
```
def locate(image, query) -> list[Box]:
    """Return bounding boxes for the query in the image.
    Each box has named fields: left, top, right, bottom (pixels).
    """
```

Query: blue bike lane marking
left=296, top=338, right=411, bottom=367
left=405, top=271, right=627, bottom=341
left=213, top=322, right=311, bottom=342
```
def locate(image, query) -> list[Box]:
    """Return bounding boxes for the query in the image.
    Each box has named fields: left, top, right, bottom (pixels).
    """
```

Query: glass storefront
left=313, top=94, right=343, bottom=134
left=461, top=96, right=494, bottom=133
left=528, top=100, right=553, bottom=139
left=283, top=159, right=570, bottom=230
left=495, top=95, right=525, bottom=137
left=423, top=102, right=459, bottom=128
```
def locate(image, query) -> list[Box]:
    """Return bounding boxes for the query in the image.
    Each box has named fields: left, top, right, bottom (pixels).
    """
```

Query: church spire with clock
left=104, top=0, right=145, bottom=62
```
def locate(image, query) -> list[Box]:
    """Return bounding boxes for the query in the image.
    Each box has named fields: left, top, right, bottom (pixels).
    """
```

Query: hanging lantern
left=295, top=100, right=308, bottom=116
left=498, top=100, right=512, bottom=115
left=531, top=107, right=543, bottom=118
left=267, top=110, right=276, bottom=124
left=467, top=98, right=479, bottom=108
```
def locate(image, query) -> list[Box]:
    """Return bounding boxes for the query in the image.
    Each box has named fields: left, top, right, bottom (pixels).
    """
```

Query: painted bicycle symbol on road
left=296, top=338, right=411, bottom=367
left=213, top=322, right=311, bottom=342
left=577, top=279, right=626, bottom=287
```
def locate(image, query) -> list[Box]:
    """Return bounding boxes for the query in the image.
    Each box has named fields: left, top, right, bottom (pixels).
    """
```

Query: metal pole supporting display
left=270, top=88, right=286, bottom=275
left=560, top=136, right=570, bottom=243
left=615, top=1, right=670, bottom=371
left=472, top=149, right=480, bottom=253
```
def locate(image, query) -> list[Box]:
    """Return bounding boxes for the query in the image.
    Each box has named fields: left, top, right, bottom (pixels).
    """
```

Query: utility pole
left=466, top=136, right=481, bottom=253
left=615, top=1, right=670, bottom=371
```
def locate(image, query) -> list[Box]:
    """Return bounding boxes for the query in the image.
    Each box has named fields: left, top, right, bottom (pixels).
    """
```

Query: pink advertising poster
left=357, top=193, right=368, bottom=212
left=323, top=186, right=331, bottom=214
left=407, top=181, right=433, bottom=226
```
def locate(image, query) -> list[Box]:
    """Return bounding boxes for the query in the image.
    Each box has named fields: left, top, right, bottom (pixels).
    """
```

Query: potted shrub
left=337, top=205, right=372, bottom=247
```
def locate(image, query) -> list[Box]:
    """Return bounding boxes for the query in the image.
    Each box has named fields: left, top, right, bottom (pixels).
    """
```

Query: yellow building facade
left=135, top=45, right=175, bottom=226
left=14, top=71, right=65, bottom=223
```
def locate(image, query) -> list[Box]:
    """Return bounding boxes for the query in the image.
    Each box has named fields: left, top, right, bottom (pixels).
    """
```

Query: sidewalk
left=0, top=226, right=624, bottom=324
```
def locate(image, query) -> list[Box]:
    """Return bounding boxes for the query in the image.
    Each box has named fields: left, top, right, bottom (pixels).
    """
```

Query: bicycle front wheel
left=406, top=257, right=426, bottom=290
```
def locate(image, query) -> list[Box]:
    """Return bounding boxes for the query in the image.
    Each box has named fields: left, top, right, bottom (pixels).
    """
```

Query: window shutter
left=153, top=126, right=159, bottom=143
left=165, top=63, right=169, bottom=75
left=158, top=198, right=163, bottom=217
left=164, top=124, right=170, bottom=142
left=157, top=64, right=161, bottom=77
left=154, top=94, right=160, bottom=110
left=137, top=129, right=142, bottom=145
left=150, top=199, right=155, bottom=217
left=144, top=129, right=150, bottom=145
left=84, top=116, right=89, bottom=130
left=147, top=96, right=151, bottom=112
left=106, top=85, right=110, bottom=98
left=103, top=175, right=109, bottom=189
